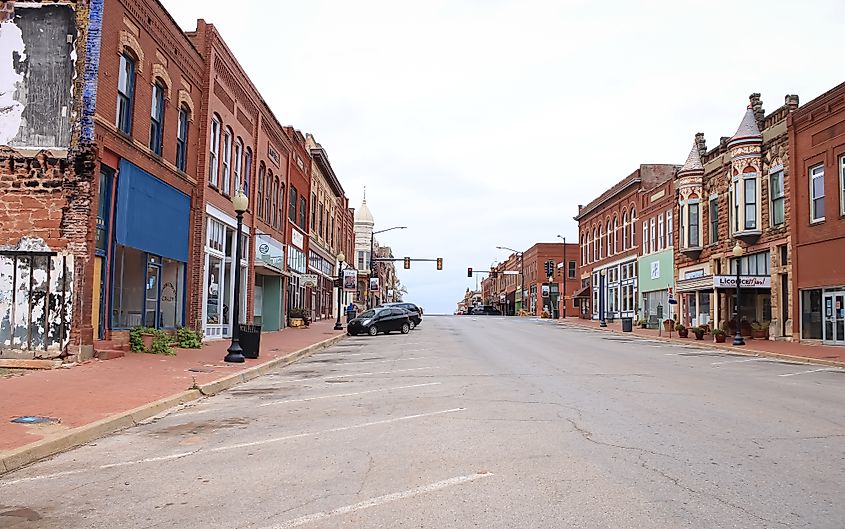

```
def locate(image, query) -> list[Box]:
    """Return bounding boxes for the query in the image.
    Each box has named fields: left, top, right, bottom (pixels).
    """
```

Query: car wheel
left=347, top=331, right=356, bottom=336
left=368, top=325, right=378, bottom=336
left=400, top=323, right=410, bottom=334
left=408, top=320, right=416, bottom=330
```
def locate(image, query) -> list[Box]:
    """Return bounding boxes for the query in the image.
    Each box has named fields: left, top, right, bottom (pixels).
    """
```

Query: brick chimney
left=695, top=132, right=706, bottom=157
left=785, top=94, right=800, bottom=111
left=749, top=92, right=765, bottom=129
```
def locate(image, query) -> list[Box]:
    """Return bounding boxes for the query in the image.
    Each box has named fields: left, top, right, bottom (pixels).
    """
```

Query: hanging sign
left=713, top=276, right=771, bottom=289
left=369, top=277, right=380, bottom=291
left=342, top=269, right=357, bottom=292
left=301, top=274, right=318, bottom=288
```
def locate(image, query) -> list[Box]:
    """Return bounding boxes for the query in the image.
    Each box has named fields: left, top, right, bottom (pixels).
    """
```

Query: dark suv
left=381, top=302, right=423, bottom=329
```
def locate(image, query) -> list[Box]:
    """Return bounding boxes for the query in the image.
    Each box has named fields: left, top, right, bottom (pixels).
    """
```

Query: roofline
left=311, top=147, right=345, bottom=197
left=573, top=177, right=641, bottom=221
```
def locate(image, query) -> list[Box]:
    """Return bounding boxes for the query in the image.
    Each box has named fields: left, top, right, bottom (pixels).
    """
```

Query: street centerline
left=261, top=471, right=494, bottom=529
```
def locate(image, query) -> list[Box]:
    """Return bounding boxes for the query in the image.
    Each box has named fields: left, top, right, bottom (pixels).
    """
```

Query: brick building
left=490, top=253, right=521, bottom=315
left=788, top=82, right=845, bottom=345
left=674, top=94, right=799, bottom=338
left=575, top=165, right=676, bottom=322
left=521, top=242, right=579, bottom=317
left=637, top=165, right=677, bottom=326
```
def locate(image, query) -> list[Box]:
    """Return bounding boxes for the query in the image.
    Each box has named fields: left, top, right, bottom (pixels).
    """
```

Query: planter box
left=289, top=318, right=305, bottom=328
left=141, top=333, right=155, bottom=351
left=751, top=329, right=768, bottom=339
left=677, top=329, right=689, bottom=338
left=714, top=334, right=726, bottom=343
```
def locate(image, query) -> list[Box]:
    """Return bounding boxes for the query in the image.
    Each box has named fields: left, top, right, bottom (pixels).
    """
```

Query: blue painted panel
left=115, top=160, right=190, bottom=262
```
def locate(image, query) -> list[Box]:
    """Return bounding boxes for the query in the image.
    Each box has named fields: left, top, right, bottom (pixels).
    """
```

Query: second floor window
left=666, top=210, right=673, bottom=246
left=244, top=148, right=252, bottom=195
left=256, top=164, right=265, bottom=219
left=709, top=197, right=718, bottom=244
left=657, top=214, right=664, bottom=250
left=642, top=221, right=648, bottom=254
left=649, top=218, right=655, bottom=253
left=233, top=139, right=243, bottom=193
left=311, top=192, right=317, bottom=231
left=289, top=186, right=298, bottom=223
left=770, top=169, right=785, bottom=226
left=209, top=117, right=220, bottom=187
left=744, top=174, right=757, bottom=230
left=568, top=260, right=576, bottom=279
left=116, top=53, right=135, bottom=134
left=221, top=129, right=232, bottom=195
left=689, top=201, right=700, bottom=248
left=841, top=156, right=845, bottom=216
left=299, top=197, right=307, bottom=229
left=175, top=105, right=189, bottom=171
left=810, top=164, right=825, bottom=222
left=149, top=82, right=165, bottom=155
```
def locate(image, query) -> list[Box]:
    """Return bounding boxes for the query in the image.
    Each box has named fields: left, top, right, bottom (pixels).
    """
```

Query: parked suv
left=381, top=302, right=423, bottom=329
left=347, top=307, right=412, bottom=336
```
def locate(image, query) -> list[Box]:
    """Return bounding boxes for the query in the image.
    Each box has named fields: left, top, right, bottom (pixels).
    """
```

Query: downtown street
left=2, top=316, right=843, bottom=528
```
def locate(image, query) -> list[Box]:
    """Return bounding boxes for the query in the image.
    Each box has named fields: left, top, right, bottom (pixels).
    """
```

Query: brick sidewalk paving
left=560, top=317, right=845, bottom=366
left=0, top=319, right=344, bottom=458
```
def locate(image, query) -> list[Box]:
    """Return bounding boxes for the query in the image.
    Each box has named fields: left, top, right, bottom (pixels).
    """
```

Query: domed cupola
left=677, top=137, right=706, bottom=258
left=727, top=103, right=763, bottom=242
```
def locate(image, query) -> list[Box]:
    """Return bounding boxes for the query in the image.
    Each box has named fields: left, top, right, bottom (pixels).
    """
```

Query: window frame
left=630, top=208, right=636, bottom=247
left=642, top=220, right=648, bottom=255
left=149, top=81, right=165, bottom=155
left=709, top=196, right=718, bottom=244
left=666, top=210, right=673, bottom=248
left=116, top=53, right=136, bottom=134
left=221, top=127, right=232, bottom=196
left=311, top=192, right=317, bottom=231
left=688, top=200, right=700, bottom=248
left=299, top=196, right=307, bottom=230
left=256, top=163, right=265, bottom=219
left=649, top=217, right=656, bottom=253
left=622, top=210, right=628, bottom=250
left=840, top=155, right=845, bottom=216
left=289, top=186, right=298, bottom=223
left=743, top=173, right=757, bottom=230
left=209, top=116, right=221, bottom=188
left=810, top=163, right=825, bottom=223
left=769, top=168, right=785, bottom=227
left=175, top=105, right=189, bottom=171
left=233, top=138, right=243, bottom=193
left=244, top=147, right=252, bottom=196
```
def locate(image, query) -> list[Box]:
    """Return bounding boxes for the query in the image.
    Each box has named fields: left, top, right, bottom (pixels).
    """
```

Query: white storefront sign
left=291, top=228, right=304, bottom=249
left=713, top=275, right=771, bottom=289
left=301, top=274, right=318, bottom=288
left=256, top=234, right=284, bottom=270
left=650, top=260, right=660, bottom=280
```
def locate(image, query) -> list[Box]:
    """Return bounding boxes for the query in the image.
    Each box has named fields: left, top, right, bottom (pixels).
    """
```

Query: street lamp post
left=369, top=226, right=407, bottom=309
left=557, top=234, right=566, bottom=320
left=224, top=191, right=249, bottom=363
left=599, top=268, right=607, bottom=327
left=334, top=252, right=346, bottom=331
left=732, top=242, right=745, bottom=346
left=496, top=246, right=524, bottom=315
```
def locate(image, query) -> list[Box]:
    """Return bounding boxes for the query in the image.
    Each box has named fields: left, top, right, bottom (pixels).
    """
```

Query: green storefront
left=637, top=249, right=675, bottom=327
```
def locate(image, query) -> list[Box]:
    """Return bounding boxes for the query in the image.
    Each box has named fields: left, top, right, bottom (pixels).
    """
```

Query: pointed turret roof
left=354, top=187, right=374, bottom=226
left=728, top=105, right=762, bottom=146
left=678, top=141, right=704, bottom=175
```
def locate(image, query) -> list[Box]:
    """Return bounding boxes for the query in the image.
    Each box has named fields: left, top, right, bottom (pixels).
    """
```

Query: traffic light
left=467, top=267, right=473, bottom=277
left=544, top=260, right=554, bottom=278
left=436, top=257, right=443, bottom=270
left=404, top=256, right=411, bottom=269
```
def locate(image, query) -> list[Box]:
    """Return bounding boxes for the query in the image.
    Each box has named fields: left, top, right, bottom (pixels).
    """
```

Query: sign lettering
left=713, top=275, right=771, bottom=289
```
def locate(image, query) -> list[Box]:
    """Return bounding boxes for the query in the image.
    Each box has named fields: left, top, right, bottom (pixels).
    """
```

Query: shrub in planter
left=639, top=319, right=649, bottom=329
left=176, top=327, right=202, bottom=349
left=712, top=327, right=727, bottom=343
left=691, top=326, right=705, bottom=340
left=662, top=319, right=673, bottom=332
left=289, top=307, right=307, bottom=328
left=675, top=323, right=688, bottom=338
left=129, top=327, right=174, bottom=355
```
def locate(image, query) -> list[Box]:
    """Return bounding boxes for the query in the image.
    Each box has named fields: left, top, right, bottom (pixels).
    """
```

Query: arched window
left=116, top=53, right=136, bottom=134
left=581, top=233, right=586, bottom=264
left=629, top=207, right=636, bottom=247
left=599, top=224, right=604, bottom=259
left=277, top=181, right=284, bottom=228
left=149, top=80, right=166, bottom=155
left=593, top=227, right=598, bottom=261
left=267, top=169, right=276, bottom=227
left=613, top=216, right=618, bottom=254
left=233, top=138, right=243, bottom=193
left=257, top=162, right=265, bottom=219
left=221, top=127, right=233, bottom=195
left=622, top=210, right=628, bottom=250
left=175, top=104, right=189, bottom=171
left=208, top=115, right=221, bottom=187
left=243, top=147, right=252, bottom=196
left=606, top=220, right=611, bottom=256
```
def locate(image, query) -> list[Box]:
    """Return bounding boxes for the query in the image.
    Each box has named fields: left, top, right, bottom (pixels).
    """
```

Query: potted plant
left=712, top=327, right=727, bottom=343
left=288, top=307, right=306, bottom=328
left=675, top=323, right=688, bottom=338
left=691, top=326, right=705, bottom=340
left=639, top=319, right=648, bottom=329
left=662, top=319, right=673, bottom=332
left=751, top=321, right=768, bottom=340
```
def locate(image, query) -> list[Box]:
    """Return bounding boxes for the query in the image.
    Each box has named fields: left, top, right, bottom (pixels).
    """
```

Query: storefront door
left=144, top=262, right=161, bottom=327
left=823, top=292, right=845, bottom=345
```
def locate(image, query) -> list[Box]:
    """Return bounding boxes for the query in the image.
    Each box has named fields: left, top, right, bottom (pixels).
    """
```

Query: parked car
left=381, top=302, right=423, bottom=329
left=469, top=305, right=502, bottom=316
left=347, top=307, right=412, bottom=336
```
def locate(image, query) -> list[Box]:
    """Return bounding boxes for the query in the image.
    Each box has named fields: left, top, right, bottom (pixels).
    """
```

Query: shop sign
left=713, top=275, right=771, bottom=289
left=650, top=261, right=660, bottom=280
left=342, top=269, right=357, bottom=291
left=291, top=228, right=304, bottom=249
left=369, top=277, right=380, bottom=291
left=301, top=274, right=318, bottom=288
left=541, top=284, right=550, bottom=298
left=256, top=235, right=284, bottom=269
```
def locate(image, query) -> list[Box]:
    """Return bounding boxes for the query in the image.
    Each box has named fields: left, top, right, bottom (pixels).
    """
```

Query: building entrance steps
left=0, top=319, right=344, bottom=475
left=559, top=317, right=845, bottom=367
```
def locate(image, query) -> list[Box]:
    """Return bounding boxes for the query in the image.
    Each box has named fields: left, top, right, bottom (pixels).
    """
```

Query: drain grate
left=11, top=416, right=59, bottom=425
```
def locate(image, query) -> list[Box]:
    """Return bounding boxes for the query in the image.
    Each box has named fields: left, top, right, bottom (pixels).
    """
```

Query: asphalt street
left=2, top=316, right=844, bottom=528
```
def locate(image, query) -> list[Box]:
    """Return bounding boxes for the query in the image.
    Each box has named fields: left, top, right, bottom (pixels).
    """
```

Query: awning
left=573, top=285, right=591, bottom=298
left=676, top=275, right=713, bottom=292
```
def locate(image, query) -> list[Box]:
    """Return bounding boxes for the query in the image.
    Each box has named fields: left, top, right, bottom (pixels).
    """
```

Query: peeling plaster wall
left=1, top=2, right=77, bottom=150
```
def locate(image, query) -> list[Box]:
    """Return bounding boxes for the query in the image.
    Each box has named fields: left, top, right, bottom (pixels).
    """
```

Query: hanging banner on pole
left=342, top=269, right=357, bottom=291
left=369, top=277, right=380, bottom=292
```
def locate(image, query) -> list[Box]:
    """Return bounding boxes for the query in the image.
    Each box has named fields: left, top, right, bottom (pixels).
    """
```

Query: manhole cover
left=11, top=416, right=59, bottom=425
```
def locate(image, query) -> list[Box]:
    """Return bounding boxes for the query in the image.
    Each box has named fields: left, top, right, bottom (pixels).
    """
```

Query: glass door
left=823, top=292, right=845, bottom=345
left=144, top=263, right=161, bottom=328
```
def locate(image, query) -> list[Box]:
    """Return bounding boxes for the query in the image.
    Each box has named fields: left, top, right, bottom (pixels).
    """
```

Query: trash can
left=238, top=324, right=262, bottom=359
left=346, top=308, right=357, bottom=322
left=621, top=317, right=633, bottom=333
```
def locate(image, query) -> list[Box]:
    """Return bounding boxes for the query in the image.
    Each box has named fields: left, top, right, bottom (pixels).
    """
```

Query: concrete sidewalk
left=560, top=317, right=845, bottom=367
left=0, top=319, right=345, bottom=474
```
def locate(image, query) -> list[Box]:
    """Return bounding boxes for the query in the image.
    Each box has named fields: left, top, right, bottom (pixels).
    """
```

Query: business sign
left=291, top=228, right=304, bottom=249
left=342, top=269, right=357, bottom=291
left=541, top=284, right=550, bottom=298
left=256, top=235, right=284, bottom=270
left=713, top=275, right=771, bottom=289
left=369, top=277, right=380, bottom=292
left=650, top=260, right=660, bottom=280
left=301, top=274, right=318, bottom=288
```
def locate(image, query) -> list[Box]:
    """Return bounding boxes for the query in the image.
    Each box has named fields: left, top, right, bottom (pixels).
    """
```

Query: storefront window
left=111, top=245, right=145, bottom=328
left=697, top=292, right=711, bottom=326
left=207, top=255, right=222, bottom=324
left=801, top=289, right=822, bottom=339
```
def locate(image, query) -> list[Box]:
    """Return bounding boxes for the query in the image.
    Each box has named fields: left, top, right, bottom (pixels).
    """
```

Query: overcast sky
left=163, top=0, right=843, bottom=314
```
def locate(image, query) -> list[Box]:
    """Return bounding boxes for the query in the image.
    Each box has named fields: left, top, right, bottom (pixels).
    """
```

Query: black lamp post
left=334, top=252, right=345, bottom=331
left=599, top=269, right=607, bottom=327
left=224, top=191, right=249, bottom=363
left=369, top=226, right=406, bottom=308
left=732, top=242, right=745, bottom=346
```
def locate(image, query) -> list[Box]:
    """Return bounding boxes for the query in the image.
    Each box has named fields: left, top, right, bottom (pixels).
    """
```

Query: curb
left=559, top=321, right=845, bottom=369
left=0, top=332, right=346, bottom=476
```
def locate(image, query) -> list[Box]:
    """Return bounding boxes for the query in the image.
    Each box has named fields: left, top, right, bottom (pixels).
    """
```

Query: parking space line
left=711, top=357, right=760, bottom=366
left=334, top=357, right=423, bottom=366
left=778, top=368, right=831, bottom=377
left=263, top=471, right=493, bottom=529
left=210, top=408, right=465, bottom=452
left=289, top=366, right=436, bottom=382
left=257, top=382, right=441, bottom=407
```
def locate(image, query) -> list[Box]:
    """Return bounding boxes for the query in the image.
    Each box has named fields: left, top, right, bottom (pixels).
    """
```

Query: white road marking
left=333, top=357, right=422, bottom=366
left=263, top=471, right=493, bottom=529
left=711, top=357, right=760, bottom=366
left=289, top=366, right=435, bottom=382
left=0, top=451, right=198, bottom=486
left=778, top=368, right=832, bottom=377
left=210, top=408, right=465, bottom=452
left=257, top=382, right=441, bottom=407
left=313, top=352, right=367, bottom=356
